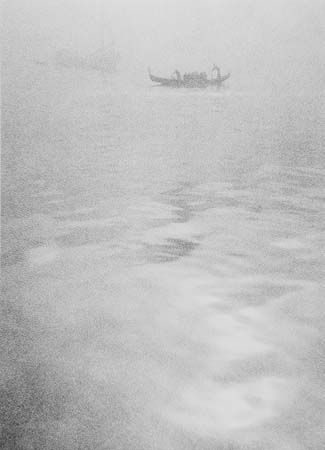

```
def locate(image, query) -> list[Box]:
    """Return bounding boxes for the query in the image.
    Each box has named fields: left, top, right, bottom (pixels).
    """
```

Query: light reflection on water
left=2, top=70, right=325, bottom=449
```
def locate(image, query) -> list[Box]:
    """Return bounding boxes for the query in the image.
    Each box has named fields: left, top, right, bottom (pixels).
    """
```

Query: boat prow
left=220, top=72, right=230, bottom=83
left=148, top=68, right=181, bottom=87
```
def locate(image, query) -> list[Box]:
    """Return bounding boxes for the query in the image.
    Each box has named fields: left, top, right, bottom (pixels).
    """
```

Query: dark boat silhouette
left=148, top=65, right=230, bottom=88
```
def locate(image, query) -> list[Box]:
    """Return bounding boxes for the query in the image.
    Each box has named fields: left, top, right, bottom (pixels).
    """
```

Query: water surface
left=2, top=65, right=325, bottom=450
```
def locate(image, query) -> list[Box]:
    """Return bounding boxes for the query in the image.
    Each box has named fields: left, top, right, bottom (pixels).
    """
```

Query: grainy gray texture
left=2, top=1, right=325, bottom=449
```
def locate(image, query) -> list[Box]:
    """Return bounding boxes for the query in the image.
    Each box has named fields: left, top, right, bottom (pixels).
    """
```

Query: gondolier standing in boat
left=174, top=70, right=182, bottom=84
left=212, top=65, right=225, bottom=87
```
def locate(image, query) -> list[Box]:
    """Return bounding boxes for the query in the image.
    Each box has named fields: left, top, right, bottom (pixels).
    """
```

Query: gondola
left=148, top=65, right=230, bottom=88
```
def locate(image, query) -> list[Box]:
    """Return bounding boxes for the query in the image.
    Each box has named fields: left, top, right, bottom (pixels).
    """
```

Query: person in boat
left=183, top=71, right=206, bottom=83
left=186, top=72, right=196, bottom=80
left=175, top=70, right=182, bottom=82
left=212, top=65, right=222, bottom=83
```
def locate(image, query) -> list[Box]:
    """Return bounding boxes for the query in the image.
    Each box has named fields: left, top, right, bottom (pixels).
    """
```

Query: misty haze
left=2, top=1, right=325, bottom=449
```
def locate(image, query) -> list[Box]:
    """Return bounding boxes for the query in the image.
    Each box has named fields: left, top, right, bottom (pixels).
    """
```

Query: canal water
left=2, top=65, right=325, bottom=450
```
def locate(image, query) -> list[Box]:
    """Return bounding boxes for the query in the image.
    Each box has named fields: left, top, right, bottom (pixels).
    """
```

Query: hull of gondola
left=148, top=70, right=230, bottom=89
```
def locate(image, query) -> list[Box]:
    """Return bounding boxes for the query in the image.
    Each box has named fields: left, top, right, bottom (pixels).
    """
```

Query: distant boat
left=148, top=65, right=230, bottom=88
left=55, top=46, right=119, bottom=73
left=33, top=59, right=48, bottom=66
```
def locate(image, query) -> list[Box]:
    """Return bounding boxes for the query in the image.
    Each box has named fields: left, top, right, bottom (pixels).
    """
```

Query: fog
left=3, top=0, right=325, bottom=90
left=2, top=2, right=325, bottom=450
